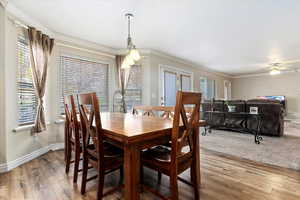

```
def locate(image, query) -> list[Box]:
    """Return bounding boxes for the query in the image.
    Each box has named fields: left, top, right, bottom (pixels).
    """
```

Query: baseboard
left=0, top=143, right=64, bottom=173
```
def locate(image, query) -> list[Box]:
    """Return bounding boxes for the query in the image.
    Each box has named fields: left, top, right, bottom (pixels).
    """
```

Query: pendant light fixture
left=121, top=13, right=141, bottom=69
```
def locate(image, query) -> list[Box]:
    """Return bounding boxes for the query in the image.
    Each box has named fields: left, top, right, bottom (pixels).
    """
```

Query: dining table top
left=64, top=112, right=206, bottom=144
left=100, top=112, right=174, bottom=141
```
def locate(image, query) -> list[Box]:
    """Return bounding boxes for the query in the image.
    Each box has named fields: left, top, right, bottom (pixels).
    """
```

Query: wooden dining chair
left=78, top=92, right=123, bottom=200
left=64, top=95, right=83, bottom=183
left=132, top=105, right=174, bottom=119
left=132, top=105, right=156, bottom=116
left=141, top=91, right=201, bottom=200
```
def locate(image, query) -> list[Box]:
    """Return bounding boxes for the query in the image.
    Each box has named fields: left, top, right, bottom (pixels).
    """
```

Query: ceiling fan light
left=270, top=69, right=281, bottom=75
left=129, top=47, right=141, bottom=61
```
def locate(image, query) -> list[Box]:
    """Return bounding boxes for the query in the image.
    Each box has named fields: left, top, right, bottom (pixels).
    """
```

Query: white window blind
left=60, top=56, right=109, bottom=113
left=125, top=65, right=142, bottom=110
left=17, top=34, right=37, bottom=125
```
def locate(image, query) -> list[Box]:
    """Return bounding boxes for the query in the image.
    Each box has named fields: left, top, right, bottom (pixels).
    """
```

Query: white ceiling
left=9, top=0, right=300, bottom=75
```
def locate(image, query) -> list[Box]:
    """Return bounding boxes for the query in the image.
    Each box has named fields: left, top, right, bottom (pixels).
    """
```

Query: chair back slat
left=132, top=105, right=174, bottom=119
left=64, top=95, right=81, bottom=142
left=78, top=92, right=104, bottom=161
left=171, top=91, right=201, bottom=162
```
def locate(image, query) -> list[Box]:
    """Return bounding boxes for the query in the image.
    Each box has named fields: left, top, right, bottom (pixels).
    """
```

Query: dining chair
left=141, top=91, right=201, bottom=200
left=78, top=92, right=123, bottom=200
left=132, top=105, right=174, bottom=119
left=64, top=95, right=83, bottom=183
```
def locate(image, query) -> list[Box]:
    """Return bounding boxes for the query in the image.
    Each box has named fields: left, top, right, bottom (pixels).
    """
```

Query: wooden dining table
left=73, top=112, right=204, bottom=200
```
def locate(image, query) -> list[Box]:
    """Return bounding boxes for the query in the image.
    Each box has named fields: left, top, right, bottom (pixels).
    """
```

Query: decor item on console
left=250, top=107, right=258, bottom=114
left=202, top=99, right=284, bottom=137
left=225, top=101, right=236, bottom=112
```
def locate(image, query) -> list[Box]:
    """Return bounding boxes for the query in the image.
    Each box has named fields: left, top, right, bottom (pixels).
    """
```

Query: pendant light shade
left=129, top=47, right=141, bottom=61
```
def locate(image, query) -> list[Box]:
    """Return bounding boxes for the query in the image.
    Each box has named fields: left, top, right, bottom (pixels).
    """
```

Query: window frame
left=16, top=33, right=38, bottom=126
left=199, top=77, right=216, bottom=101
left=58, top=54, right=112, bottom=115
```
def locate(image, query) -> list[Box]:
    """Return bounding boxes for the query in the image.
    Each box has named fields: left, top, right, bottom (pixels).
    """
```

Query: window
left=113, top=65, right=142, bottom=112
left=125, top=65, right=142, bottom=110
left=17, top=34, right=37, bottom=125
left=60, top=56, right=109, bottom=113
left=200, top=77, right=216, bottom=100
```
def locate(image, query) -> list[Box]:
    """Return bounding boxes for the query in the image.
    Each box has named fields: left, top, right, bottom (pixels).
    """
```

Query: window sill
left=12, top=120, right=64, bottom=133
left=13, top=124, right=35, bottom=132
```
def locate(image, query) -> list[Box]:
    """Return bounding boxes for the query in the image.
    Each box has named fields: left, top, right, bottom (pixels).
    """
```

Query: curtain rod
left=8, top=16, right=29, bottom=29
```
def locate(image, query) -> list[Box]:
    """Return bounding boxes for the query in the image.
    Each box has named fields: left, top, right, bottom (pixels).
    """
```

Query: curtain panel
left=115, top=55, right=131, bottom=113
left=28, top=27, right=54, bottom=134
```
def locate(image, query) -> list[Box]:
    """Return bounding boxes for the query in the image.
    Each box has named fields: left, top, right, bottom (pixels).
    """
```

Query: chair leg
left=158, top=172, right=162, bottom=184
left=96, top=171, right=105, bottom=200
left=119, top=166, right=124, bottom=185
left=170, top=173, right=179, bottom=200
left=81, top=156, right=88, bottom=195
left=191, top=163, right=200, bottom=199
left=73, top=148, right=81, bottom=183
left=140, top=166, right=144, bottom=192
left=64, top=125, right=68, bottom=162
left=65, top=144, right=71, bottom=173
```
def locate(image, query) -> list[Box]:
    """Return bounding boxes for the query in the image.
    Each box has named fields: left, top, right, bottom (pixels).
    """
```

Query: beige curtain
left=116, top=55, right=131, bottom=113
left=28, top=27, right=54, bottom=134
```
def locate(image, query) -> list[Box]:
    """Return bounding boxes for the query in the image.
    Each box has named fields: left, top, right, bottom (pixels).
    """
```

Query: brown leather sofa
left=202, top=99, right=284, bottom=137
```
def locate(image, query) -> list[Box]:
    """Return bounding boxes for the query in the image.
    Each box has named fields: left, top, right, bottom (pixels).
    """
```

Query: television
left=257, top=95, right=286, bottom=111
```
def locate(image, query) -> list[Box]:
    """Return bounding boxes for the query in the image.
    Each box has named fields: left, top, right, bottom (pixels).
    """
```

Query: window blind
left=60, top=56, right=109, bottom=113
left=17, top=34, right=38, bottom=125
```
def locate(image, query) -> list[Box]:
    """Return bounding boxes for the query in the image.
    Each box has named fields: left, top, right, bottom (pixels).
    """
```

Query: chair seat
left=87, top=142, right=123, bottom=159
left=142, top=145, right=193, bottom=175
left=142, top=145, right=172, bottom=163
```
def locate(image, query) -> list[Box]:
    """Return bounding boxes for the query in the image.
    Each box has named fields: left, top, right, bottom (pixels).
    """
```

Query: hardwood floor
left=0, top=149, right=299, bottom=200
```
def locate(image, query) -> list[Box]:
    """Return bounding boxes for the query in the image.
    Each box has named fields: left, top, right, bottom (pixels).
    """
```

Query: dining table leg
left=124, top=143, right=140, bottom=200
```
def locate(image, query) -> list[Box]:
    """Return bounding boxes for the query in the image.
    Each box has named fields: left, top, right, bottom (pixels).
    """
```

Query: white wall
left=0, top=3, right=7, bottom=164
left=232, top=72, right=300, bottom=119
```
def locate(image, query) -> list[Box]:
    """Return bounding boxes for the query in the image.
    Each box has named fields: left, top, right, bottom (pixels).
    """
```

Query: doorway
left=160, top=65, right=193, bottom=106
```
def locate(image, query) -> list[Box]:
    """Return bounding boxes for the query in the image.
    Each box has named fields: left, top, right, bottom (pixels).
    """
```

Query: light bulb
left=121, top=55, right=134, bottom=69
left=121, top=62, right=129, bottom=69
left=125, top=55, right=135, bottom=65
left=129, top=48, right=141, bottom=61
left=270, top=69, right=281, bottom=75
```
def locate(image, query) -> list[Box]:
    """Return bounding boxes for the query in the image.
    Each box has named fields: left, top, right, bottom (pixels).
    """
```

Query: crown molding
left=6, top=2, right=55, bottom=36
left=232, top=69, right=300, bottom=79
left=137, top=49, right=233, bottom=79
left=55, top=32, right=118, bottom=57
left=0, top=0, right=8, bottom=8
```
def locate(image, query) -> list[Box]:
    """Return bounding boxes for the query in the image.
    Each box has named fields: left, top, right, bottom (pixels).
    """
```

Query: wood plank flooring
left=0, top=149, right=299, bottom=200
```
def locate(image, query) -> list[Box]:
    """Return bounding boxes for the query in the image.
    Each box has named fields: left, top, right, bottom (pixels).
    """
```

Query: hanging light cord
left=126, top=13, right=133, bottom=49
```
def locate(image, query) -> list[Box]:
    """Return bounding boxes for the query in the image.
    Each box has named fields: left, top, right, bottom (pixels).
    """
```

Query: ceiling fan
left=268, top=63, right=288, bottom=75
